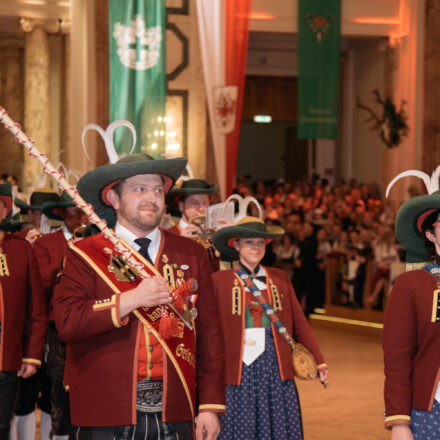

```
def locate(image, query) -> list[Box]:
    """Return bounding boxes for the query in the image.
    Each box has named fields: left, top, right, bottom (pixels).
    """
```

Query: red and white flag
left=196, top=0, right=252, bottom=199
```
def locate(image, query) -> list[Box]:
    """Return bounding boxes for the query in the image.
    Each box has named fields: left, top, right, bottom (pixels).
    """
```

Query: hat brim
left=14, top=198, right=41, bottom=211
left=395, top=192, right=440, bottom=263
left=42, top=202, right=75, bottom=221
left=77, top=157, right=187, bottom=229
left=169, top=184, right=218, bottom=202
left=213, top=224, right=284, bottom=258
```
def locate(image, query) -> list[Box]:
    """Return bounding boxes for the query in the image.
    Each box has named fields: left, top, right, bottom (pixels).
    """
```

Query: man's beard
left=183, top=209, right=203, bottom=226
left=136, top=204, right=163, bottom=229
left=120, top=201, right=164, bottom=232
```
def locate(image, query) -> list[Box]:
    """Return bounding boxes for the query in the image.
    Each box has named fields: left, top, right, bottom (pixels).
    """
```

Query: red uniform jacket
left=52, top=230, right=225, bottom=427
left=166, top=224, right=220, bottom=272
left=383, top=269, right=440, bottom=428
left=212, top=267, right=326, bottom=385
left=0, top=231, right=46, bottom=370
left=13, top=228, right=28, bottom=240
left=33, top=230, right=67, bottom=318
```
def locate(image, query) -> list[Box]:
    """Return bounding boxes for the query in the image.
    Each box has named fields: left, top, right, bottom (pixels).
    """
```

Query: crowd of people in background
left=233, top=174, right=409, bottom=315
left=3, top=169, right=410, bottom=317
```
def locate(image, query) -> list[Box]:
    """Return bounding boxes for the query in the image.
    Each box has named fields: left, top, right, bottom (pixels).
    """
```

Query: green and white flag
left=298, top=0, right=341, bottom=139
left=109, top=0, right=166, bottom=156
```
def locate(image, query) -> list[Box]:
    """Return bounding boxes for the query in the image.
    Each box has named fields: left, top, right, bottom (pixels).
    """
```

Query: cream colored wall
left=249, top=0, right=400, bottom=36
left=0, top=0, right=425, bottom=193
left=167, top=0, right=207, bottom=180
left=350, top=42, right=386, bottom=187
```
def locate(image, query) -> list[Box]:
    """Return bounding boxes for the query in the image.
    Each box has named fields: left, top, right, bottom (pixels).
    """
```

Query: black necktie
left=134, top=238, right=153, bottom=264
left=240, top=263, right=266, bottom=284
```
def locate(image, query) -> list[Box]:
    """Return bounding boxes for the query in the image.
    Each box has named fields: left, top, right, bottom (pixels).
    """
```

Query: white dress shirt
left=114, top=222, right=161, bottom=265
left=178, top=218, right=189, bottom=230
left=62, top=225, right=73, bottom=242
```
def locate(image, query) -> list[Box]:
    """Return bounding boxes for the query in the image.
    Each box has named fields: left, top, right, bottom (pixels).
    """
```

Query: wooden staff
left=0, top=105, right=192, bottom=329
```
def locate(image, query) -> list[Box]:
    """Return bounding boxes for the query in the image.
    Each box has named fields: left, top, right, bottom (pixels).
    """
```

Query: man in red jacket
left=33, top=192, right=88, bottom=440
left=11, top=187, right=59, bottom=440
left=52, top=155, right=225, bottom=440
left=166, top=179, right=229, bottom=272
left=14, top=188, right=59, bottom=244
left=0, top=181, right=46, bottom=440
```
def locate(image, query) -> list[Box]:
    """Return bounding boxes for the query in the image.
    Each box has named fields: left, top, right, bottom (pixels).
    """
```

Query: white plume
left=82, top=120, right=137, bottom=164
left=386, top=166, right=440, bottom=198
left=222, top=194, right=263, bottom=223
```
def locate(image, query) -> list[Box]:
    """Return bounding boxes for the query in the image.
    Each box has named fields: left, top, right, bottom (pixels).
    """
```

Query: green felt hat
left=213, top=216, right=285, bottom=258
left=394, top=191, right=440, bottom=263
left=77, top=154, right=187, bottom=228
left=42, top=192, right=75, bottom=221
left=14, top=188, right=60, bottom=211
left=169, top=179, right=218, bottom=203
left=0, top=181, right=13, bottom=226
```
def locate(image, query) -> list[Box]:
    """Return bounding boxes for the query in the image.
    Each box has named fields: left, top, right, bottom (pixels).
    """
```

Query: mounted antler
left=356, top=89, right=409, bottom=149
left=373, top=89, right=385, bottom=106
left=355, top=96, right=382, bottom=129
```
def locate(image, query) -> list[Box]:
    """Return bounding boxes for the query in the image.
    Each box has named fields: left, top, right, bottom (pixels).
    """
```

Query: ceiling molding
left=0, top=0, right=70, bottom=20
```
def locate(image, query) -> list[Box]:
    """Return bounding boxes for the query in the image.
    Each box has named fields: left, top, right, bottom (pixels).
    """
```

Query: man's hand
left=17, top=363, right=37, bottom=379
left=196, top=412, right=220, bottom=440
left=25, top=228, right=40, bottom=245
left=180, top=224, right=200, bottom=239
left=391, top=425, right=414, bottom=440
left=119, top=276, right=170, bottom=317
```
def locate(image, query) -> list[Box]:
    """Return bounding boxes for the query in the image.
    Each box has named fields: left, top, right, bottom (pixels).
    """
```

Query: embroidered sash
left=69, top=234, right=196, bottom=419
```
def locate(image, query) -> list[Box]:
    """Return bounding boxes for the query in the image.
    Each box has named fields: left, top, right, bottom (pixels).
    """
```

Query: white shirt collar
left=114, top=222, right=161, bottom=264
left=62, top=225, right=73, bottom=242
left=242, top=265, right=267, bottom=291
left=178, top=217, right=189, bottom=229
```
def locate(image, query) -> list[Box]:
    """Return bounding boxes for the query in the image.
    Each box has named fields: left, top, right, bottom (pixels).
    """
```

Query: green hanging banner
left=109, top=0, right=166, bottom=156
left=298, top=0, right=341, bottom=139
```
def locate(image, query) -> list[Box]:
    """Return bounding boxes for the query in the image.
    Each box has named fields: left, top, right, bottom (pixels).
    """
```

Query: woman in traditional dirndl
left=384, top=167, right=440, bottom=439
left=212, top=216, right=328, bottom=440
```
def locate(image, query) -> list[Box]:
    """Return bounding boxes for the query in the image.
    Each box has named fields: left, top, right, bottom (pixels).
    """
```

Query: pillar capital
left=19, top=17, right=70, bottom=35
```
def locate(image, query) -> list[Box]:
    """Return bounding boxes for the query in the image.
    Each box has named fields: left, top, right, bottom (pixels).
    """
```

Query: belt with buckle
left=136, top=379, right=163, bottom=413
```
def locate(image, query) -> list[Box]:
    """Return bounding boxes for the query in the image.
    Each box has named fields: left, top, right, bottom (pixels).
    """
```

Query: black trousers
left=14, top=366, right=51, bottom=415
left=73, top=411, right=193, bottom=440
left=15, top=324, right=52, bottom=417
left=0, top=371, right=19, bottom=440
left=46, top=325, right=72, bottom=436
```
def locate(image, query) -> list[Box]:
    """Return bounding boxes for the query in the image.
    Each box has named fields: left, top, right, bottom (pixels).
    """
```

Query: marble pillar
left=0, top=40, right=24, bottom=182
left=61, top=31, right=71, bottom=169
left=21, top=19, right=52, bottom=192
